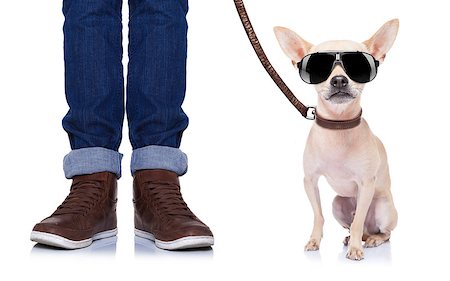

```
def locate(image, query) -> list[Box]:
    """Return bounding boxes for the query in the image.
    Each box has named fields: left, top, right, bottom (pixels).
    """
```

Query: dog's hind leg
left=332, top=195, right=356, bottom=228
left=333, top=195, right=397, bottom=247
left=332, top=196, right=357, bottom=245
left=363, top=195, right=397, bottom=248
left=364, top=233, right=391, bottom=248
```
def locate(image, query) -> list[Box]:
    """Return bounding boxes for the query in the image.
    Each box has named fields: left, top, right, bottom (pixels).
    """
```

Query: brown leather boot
left=31, top=172, right=118, bottom=249
left=133, top=169, right=214, bottom=250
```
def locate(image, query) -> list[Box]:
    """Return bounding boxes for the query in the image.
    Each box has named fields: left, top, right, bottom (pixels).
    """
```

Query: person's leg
left=62, top=0, right=125, bottom=178
left=127, top=0, right=188, bottom=175
left=31, top=0, right=124, bottom=249
left=127, top=0, right=213, bottom=250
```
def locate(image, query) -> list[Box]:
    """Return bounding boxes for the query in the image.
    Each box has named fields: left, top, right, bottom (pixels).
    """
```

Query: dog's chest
left=313, top=130, right=367, bottom=196
left=320, top=159, right=359, bottom=197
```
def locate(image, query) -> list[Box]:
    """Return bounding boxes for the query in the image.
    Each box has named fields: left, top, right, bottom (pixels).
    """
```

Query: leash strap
left=233, top=0, right=315, bottom=120
left=233, top=0, right=363, bottom=130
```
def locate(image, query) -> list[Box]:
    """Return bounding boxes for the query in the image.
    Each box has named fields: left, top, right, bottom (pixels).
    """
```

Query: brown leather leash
left=233, top=0, right=363, bottom=129
left=233, top=0, right=315, bottom=120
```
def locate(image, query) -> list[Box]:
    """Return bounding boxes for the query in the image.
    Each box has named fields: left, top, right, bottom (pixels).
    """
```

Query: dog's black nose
left=330, top=75, right=348, bottom=88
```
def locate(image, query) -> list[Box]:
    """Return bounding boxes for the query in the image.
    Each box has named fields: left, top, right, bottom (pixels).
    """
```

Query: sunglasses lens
left=300, top=53, right=336, bottom=84
left=341, top=53, right=376, bottom=83
left=299, top=52, right=378, bottom=84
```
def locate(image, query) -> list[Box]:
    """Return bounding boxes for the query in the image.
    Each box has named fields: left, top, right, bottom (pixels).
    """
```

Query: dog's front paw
left=304, top=239, right=320, bottom=251
left=346, top=246, right=364, bottom=261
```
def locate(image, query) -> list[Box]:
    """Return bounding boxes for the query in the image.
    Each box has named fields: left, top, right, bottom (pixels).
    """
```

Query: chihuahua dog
left=273, top=19, right=399, bottom=260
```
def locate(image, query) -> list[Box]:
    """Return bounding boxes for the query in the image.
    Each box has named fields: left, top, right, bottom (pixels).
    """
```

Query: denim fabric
left=131, top=145, right=188, bottom=176
left=127, top=0, right=189, bottom=149
left=62, top=0, right=125, bottom=151
left=61, top=0, right=190, bottom=178
left=64, top=147, right=123, bottom=179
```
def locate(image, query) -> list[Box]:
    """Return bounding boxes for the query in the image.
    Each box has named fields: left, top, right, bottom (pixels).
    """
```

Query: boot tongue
left=150, top=183, right=196, bottom=219
left=137, top=170, right=195, bottom=219
left=137, top=170, right=180, bottom=185
left=72, top=172, right=111, bottom=185
left=55, top=180, right=104, bottom=216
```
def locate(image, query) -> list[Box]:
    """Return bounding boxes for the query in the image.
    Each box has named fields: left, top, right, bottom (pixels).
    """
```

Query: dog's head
left=274, top=20, right=399, bottom=105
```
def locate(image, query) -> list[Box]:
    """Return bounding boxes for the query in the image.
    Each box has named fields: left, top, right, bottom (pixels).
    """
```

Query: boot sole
left=134, top=228, right=214, bottom=250
left=30, top=228, right=118, bottom=250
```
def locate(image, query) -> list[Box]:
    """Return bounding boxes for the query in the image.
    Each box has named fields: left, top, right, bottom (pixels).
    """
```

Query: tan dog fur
left=274, top=19, right=399, bottom=260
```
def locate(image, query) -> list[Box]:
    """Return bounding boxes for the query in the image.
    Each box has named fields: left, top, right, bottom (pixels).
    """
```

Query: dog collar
left=315, top=110, right=362, bottom=130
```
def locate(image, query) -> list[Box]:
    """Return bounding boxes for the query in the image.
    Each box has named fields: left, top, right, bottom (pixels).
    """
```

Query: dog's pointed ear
left=274, top=26, right=313, bottom=66
left=363, top=19, right=399, bottom=63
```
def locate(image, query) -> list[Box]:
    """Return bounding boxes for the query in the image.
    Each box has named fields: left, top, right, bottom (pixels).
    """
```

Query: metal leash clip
left=305, top=107, right=316, bottom=120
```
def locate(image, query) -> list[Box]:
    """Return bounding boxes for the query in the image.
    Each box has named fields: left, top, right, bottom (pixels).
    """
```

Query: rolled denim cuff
left=131, top=145, right=188, bottom=176
left=63, top=147, right=123, bottom=179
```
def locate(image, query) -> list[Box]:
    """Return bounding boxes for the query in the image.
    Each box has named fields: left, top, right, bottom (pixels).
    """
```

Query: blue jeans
left=61, top=0, right=189, bottom=179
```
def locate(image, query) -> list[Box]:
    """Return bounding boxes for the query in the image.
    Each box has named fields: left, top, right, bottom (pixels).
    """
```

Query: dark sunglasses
left=297, top=51, right=379, bottom=84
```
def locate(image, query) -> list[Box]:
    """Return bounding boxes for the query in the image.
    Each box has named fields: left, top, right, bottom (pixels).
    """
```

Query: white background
left=1, top=0, right=449, bottom=279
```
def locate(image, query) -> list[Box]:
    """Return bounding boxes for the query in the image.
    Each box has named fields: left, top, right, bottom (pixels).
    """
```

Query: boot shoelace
left=145, top=180, right=196, bottom=219
left=54, top=181, right=104, bottom=216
